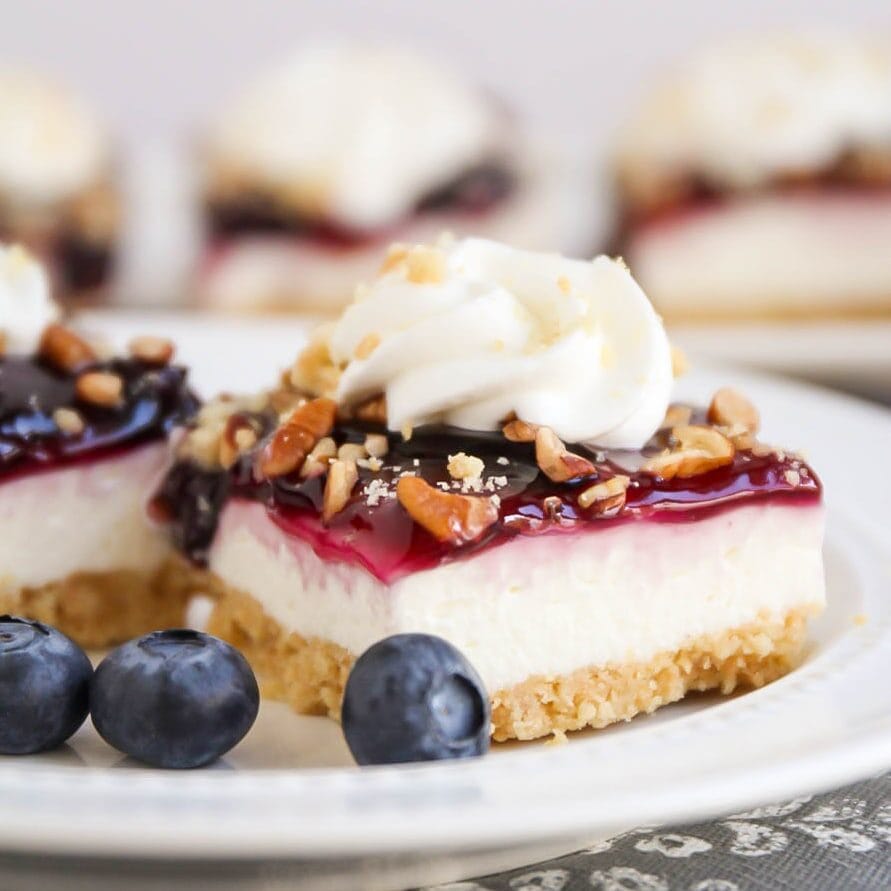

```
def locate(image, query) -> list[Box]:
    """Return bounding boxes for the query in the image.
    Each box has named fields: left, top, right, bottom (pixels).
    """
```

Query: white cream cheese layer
left=616, top=33, right=891, bottom=187
left=329, top=238, right=673, bottom=449
left=0, top=244, right=59, bottom=352
left=0, top=71, right=108, bottom=205
left=207, top=44, right=505, bottom=229
left=0, top=445, right=171, bottom=590
left=208, top=500, right=826, bottom=693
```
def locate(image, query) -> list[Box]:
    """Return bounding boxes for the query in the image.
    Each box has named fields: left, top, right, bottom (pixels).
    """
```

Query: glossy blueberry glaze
left=0, top=354, right=199, bottom=481
left=154, top=413, right=822, bottom=584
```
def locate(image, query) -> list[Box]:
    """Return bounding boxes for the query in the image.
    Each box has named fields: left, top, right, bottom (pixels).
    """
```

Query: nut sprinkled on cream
left=327, top=237, right=673, bottom=448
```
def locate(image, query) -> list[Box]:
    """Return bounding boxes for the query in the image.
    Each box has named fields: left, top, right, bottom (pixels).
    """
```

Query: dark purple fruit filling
left=154, top=412, right=821, bottom=583
left=206, top=160, right=517, bottom=249
left=0, top=354, right=199, bottom=481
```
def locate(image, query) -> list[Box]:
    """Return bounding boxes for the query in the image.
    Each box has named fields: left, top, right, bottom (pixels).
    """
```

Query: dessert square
left=608, top=34, right=891, bottom=320
left=0, top=245, right=197, bottom=646
left=156, top=237, right=826, bottom=741
left=196, top=44, right=559, bottom=313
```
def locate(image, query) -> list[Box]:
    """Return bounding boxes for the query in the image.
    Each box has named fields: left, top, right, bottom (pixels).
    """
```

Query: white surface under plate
left=4, top=311, right=891, bottom=890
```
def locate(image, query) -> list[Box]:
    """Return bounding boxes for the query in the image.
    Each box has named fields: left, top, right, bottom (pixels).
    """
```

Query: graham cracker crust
left=206, top=584, right=814, bottom=742
left=0, top=557, right=198, bottom=649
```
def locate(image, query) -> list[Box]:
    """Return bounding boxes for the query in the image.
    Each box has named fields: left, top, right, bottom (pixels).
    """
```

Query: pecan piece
left=257, top=397, right=337, bottom=478
left=396, top=476, right=499, bottom=545
left=363, top=433, right=389, bottom=458
left=39, top=324, right=96, bottom=373
left=75, top=371, right=123, bottom=407
left=323, top=458, right=359, bottom=523
left=578, top=475, right=631, bottom=514
left=502, top=418, right=538, bottom=443
left=707, top=387, right=760, bottom=434
left=535, top=427, right=596, bottom=483
left=218, top=414, right=259, bottom=469
left=129, top=335, right=175, bottom=365
left=643, top=425, right=735, bottom=480
left=52, top=407, right=85, bottom=435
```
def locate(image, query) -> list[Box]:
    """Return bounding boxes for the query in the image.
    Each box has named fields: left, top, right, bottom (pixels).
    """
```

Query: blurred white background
left=2, top=0, right=888, bottom=155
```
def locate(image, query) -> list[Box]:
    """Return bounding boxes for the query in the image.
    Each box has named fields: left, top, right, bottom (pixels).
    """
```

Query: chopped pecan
left=578, top=475, right=631, bottom=514
left=129, top=335, right=174, bottom=365
left=643, top=425, right=735, bottom=480
left=323, top=458, right=359, bottom=522
left=502, top=418, right=539, bottom=443
left=39, top=324, right=96, bottom=373
left=218, top=414, right=259, bottom=469
left=404, top=245, right=446, bottom=284
left=396, top=476, right=499, bottom=545
left=75, top=371, right=123, bottom=407
left=535, top=427, right=596, bottom=483
left=447, top=452, right=484, bottom=481
left=289, top=325, right=340, bottom=397
left=707, top=387, right=760, bottom=433
left=52, top=407, right=85, bottom=435
left=364, top=433, right=389, bottom=458
left=257, top=397, right=337, bottom=479
left=300, top=436, right=337, bottom=479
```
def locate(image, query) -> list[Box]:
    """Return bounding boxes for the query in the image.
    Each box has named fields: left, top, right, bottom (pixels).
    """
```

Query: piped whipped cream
left=330, top=238, right=672, bottom=449
left=207, top=44, right=505, bottom=229
left=0, top=244, right=59, bottom=352
left=616, top=33, right=891, bottom=187
left=0, top=71, right=108, bottom=205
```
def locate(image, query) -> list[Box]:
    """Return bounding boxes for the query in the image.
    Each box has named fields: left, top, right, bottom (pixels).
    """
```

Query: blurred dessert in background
left=196, top=43, right=560, bottom=313
left=608, top=33, right=891, bottom=321
left=0, top=71, right=118, bottom=306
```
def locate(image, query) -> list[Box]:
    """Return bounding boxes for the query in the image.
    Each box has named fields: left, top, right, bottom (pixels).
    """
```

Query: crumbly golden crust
left=0, top=557, right=198, bottom=649
left=207, top=585, right=352, bottom=718
left=206, top=583, right=814, bottom=742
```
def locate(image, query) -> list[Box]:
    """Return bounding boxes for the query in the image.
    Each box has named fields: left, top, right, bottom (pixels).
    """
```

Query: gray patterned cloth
left=434, top=772, right=891, bottom=891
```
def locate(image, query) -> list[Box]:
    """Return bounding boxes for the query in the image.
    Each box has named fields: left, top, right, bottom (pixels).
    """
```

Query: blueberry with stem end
left=90, top=630, right=259, bottom=769
left=0, top=615, right=92, bottom=755
left=342, top=633, right=490, bottom=765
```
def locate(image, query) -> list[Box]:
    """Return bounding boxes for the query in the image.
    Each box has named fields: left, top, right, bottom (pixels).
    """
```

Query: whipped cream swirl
left=207, top=44, right=505, bottom=230
left=616, top=32, right=891, bottom=187
left=330, top=238, right=672, bottom=449
left=0, top=244, right=59, bottom=352
left=0, top=71, right=108, bottom=205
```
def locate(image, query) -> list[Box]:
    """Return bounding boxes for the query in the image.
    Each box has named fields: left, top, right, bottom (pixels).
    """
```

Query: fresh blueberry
left=0, top=615, right=92, bottom=754
left=90, top=630, right=259, bottom=769
left=342, top=633, right=490, bottom=765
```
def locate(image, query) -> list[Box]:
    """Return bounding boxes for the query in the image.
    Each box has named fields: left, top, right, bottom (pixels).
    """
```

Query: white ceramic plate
left=4, top=312, right=891, bottom=889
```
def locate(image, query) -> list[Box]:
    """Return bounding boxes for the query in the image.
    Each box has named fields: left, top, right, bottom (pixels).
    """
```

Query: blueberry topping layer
left=0, top=354, right=198, bottom=481
left=154, top=409, right=822, bottom=583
